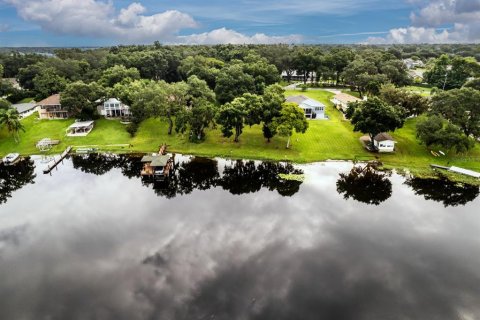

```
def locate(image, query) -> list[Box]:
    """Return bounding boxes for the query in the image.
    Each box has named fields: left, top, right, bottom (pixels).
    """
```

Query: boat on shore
left=2, top=153, right=21, bottom=165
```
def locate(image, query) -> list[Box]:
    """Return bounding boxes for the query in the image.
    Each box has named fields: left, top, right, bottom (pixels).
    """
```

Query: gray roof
left=141, top=154, right=170, bottom=167
left=285, top=95, right=309, bottom=104
left=374, top=132, right=394, bottom=142
left=12, top=103, right=36, bottom=114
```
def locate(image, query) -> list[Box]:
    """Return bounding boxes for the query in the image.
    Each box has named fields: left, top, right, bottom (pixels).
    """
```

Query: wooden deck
left=43, top=146, right=72, bottom=174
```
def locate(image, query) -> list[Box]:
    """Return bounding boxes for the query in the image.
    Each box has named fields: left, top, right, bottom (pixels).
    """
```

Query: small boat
left=430, top=150, right=439, bottom=157
left=2, top=153, right=20, bottom=165
left=438, top=150, right=445, bottom=156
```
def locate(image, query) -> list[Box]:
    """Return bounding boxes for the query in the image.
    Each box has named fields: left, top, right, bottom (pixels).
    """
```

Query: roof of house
left=104, top=98, right=121, bottom=104
left=374, top=132, right=394, bottom=142
left=285, top=95, right=309, bottom=104
left=68, top=120, right=94, bottom=129
left=333, top=93, right=361, bottom=104
left=300, top=98, right=325, bottom=108
left=37, top=94, right=61, bottom=106
left=12, top=102, right=36, bottom=114
left=141, top=154, right=170, bottom=167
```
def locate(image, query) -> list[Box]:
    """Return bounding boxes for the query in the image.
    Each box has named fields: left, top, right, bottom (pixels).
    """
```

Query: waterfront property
left=99, top=98, right=131, bottom=118
left=66, top=120, right=94, bottom=137
left=36, top=94, right=71, bottom=119
left=331, top=93, right=362, bottom=112
left=286, top=95, right=327, bottom=119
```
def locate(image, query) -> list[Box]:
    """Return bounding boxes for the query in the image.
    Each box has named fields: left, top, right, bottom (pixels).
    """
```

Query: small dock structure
left=430, top=164, right=480, bottom=179
left=43, top=146, right=72, bottom=174
left=141, top=144, right=175, bottom=181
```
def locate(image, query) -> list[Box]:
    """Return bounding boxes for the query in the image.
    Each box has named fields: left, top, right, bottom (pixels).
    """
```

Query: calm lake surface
left=0, top=154, right=479, bottom=320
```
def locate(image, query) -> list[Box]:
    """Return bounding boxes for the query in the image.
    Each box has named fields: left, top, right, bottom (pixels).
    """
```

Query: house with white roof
left=285, top=95, right=327, bottom=119
left=99, top=98, right=131, bottom=118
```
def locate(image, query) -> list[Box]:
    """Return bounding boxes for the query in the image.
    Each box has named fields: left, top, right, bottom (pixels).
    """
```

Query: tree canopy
left=349, top=97, right=404, bottom=147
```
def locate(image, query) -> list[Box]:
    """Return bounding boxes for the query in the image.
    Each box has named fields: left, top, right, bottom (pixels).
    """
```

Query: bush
left=126, top=122, right=139, bottom=137
left=298, top=84, right=308, bottom=92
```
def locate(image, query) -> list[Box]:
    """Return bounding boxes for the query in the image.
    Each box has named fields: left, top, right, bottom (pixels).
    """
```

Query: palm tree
left=0, top=108, right=25, bottom=143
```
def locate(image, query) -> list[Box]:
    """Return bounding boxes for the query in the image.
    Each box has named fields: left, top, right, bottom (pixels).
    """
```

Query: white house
left=331, top=93, right=361, bottom=112
left=285, top=95, right=327, bottom=119
left=374, top=133, right=396, bottom=153
left=99, top=98, right=131, bottom=118
left=12, top=102, right=37, bottom=118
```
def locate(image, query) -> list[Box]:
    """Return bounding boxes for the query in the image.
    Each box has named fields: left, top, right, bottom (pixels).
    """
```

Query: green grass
left=1, top=91, right=479, bottom=179
left=340, top=89, right=361, bottom=98
left=0, top=116, right=132, bottom=155
left=405, top=85, right=433, bottom=97
left=17, top=97, right=35, bottom=103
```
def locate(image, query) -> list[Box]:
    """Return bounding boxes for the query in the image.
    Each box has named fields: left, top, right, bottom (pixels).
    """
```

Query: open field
left=1, top=89, right=479, bottom=180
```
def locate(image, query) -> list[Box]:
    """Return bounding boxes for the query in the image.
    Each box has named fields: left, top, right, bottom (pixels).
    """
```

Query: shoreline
left=22, top=148, right=480, bottom=186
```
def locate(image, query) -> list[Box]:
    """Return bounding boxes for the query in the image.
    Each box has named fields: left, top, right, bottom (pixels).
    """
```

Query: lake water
left=0, top=155, right=479, bottom=320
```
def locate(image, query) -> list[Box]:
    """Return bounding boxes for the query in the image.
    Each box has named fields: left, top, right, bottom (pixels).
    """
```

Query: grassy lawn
left=17, top=97, right=35, bottom=103
left=1, top=90, right=479, bottom=178
left=341, top=89, right=361, bottom=98
left=405, top=85, right=433, bottom=97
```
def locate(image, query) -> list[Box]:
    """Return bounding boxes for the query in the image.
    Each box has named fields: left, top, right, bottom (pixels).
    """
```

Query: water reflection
left=0, top=157, right=480, bottom=319
left=72, top=154, right=305, bottom=198
left=336, top=164, right=392, bottom=205
left=405, top=177, right=479, bottom=207
left=71, top=154, right=143, bottom=178
left=0, top=158, right=36, bottom=204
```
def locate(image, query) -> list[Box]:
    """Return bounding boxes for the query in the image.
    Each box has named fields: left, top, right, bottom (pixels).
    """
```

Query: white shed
left=374, top=133, right=396, bottom=153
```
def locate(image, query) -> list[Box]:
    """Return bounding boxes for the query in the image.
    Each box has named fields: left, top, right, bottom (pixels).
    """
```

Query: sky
left=0, top=0, right=479, bottom=46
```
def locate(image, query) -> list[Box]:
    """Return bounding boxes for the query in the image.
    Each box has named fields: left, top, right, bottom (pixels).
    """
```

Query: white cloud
left=3, top=0, right=301, bottom=44
left=177, top=27, right=302, bottom=45
left=366, top=0, right=480, bottom=44
left=3, top=0, right=197, bottom=42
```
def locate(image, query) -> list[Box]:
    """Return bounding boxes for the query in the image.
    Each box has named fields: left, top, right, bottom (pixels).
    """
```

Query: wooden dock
left=43, top=146, right=72, bottom=174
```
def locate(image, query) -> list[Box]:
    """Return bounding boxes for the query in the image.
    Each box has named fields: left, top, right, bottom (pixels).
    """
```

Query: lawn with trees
left=1, top=44, right=480, bottom=180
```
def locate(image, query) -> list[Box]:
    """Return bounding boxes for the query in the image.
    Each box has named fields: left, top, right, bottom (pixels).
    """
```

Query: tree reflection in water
left=71, top=154, right=143, bottom=178
left=71, top=153, right=305, bottom=198
left=145, top=158, right=304, bottom=198
left=0, top=158, right=36, bottom=205
left=336, top=164, right=392, bottom=205
left=405, top=177, right=479, bottom=207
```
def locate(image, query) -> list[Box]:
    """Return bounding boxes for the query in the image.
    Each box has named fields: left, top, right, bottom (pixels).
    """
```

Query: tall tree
left=178, top=55, right=224, bottom=89
left=349, top=97, right=404, bottom=148
left=273, top=102, right=309, bottom=148
left=61, top=81, right=105, bottom=119
left=175, top=76, right=217, bottom=141
left=430, top=87, right=480, bottom=138
left=32, top=68, right=67, bottom=101
left=99, top=65, right=140, bottom=87
left=261, top=84, right=285, bottom=142
left=0, top=108, right=25, bottom=143
left=424, top=55, right=480, bottom=89
left=416, top=115, right=474, bottom=153
left=216, top=99, right=246, bottom=142
left=379, top=84, right=428, bottom=117
left=215, top=64, right=255, bottom=104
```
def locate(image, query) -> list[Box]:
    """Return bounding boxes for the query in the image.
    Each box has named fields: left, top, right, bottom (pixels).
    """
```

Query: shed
left=374, top=133, right=395, bottom=153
